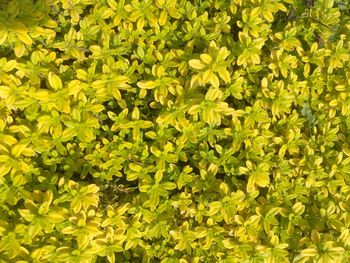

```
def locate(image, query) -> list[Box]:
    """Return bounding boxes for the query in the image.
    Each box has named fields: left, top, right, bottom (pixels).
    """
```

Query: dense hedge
left=1, top=0, right=350, bottom=262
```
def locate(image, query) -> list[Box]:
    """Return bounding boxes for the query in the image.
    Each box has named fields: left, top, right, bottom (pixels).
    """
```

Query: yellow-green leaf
left=137, top=81, right=157, bottom=89
left=209, top=73, right=220, bottom=88
left=300, top=248, right=318, bottom=257
left=14, top=41, right=25, bottom=58
left=48, top=72, right=63, bottom=90
left=129, top=163, right=142, bottom=172
left=208, top=201, right=222, bottom=216
left=61, top=127, right=77, bottom=142
left=263, top=10, right=274, bottom=22
left=107, top=0, right=118, bottom=9
left=200, top=54, right=212, bottom=64
left=0, top=163, right=11, bottom=177
left=16, top=32, right=32, bottom=45
left=217, top=68, right=231, bottom=83
left=159, top=11, right=168, bottom=26
left=0, top=30, right=8, bottom=45
left=189, top=59, right=206, bottom=70
left=205, top=88, right=222, bottom=101
left=188, top=105, right=201, bottom=114
left=222, top=239, right=236, bottom=249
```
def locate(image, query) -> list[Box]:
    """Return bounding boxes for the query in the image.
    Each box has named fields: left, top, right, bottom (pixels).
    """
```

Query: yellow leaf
left=147, top=13, right=159, bottom=28
left=205, top=88, right=222, bottom=101
left=127, top=173, right=139, bottom=181
left=217, top=47, right=230, bottom=61
left=188, top=105, right=201, bottom=114
left=22, top=148, right=35, bottom=157
left=251, top=54, right=260, bottom=64
left=11, top=144, right=27, bottom=158
left=159, top=11, right=168, bottom=26
left=47, top=211, right=66, bottom=223
left=156, top=0, right=165, bottom=6
left=14, top=41, right=25, bottom=58
left=86, top=184, right=100, bottom=194
left=300, top=248, right=318, bottom=257
left=263, top=10, right=274, bottom=22
left=237, top=54, right=246, bottom=66
left=112, top=87, right=121, bottom=100
left=200, top=54, right=212, bottom=64
left=0, top=30, right=8, bottom=45
left=253, top=172, right=270, bottom=188
left=129, top=163, right=142, bottom=172
left=70, top=10, right=80, bottom=24
left=48, top=72, right=63, bottom=90
left=279, top=145, right=287, bottom=159
left=217, top=68, right=231, bottom=83
left=189, top=59, right=206, bottom=70
left=292, top=202, right=305, bottom=215
left=61, top=127, right=77, bottom=142
left=222, top=239, right=236, bottom=249
left=34, top=90, right=51, bottom=101
left=16, top=32, right=32, bottom=45
left=261, top=77, right=268, bottom=88
left=137, top=81, right=156, bottom=89
left=304, top=63, right=310, bottom=78
left=76, top=69, right=88, bottom=80
left=0, top=155, right=9, bottom=162
left=208, top=163, right=218, bottom=176
left=0, top=163, right=11, bottom=177
left=107, top=0, right=118, bottom=9
left=67, top=80, right=81, bottom=95
left=190, top=75, right=201, bottom=89
left=0, top=86, right=10, bottom=98
left=209, top=73, right=220, bottom=88
left=276, top=3, right=287, bottom=12
left=62, top=226, right=78, bottom=234
left=208, top=201, right=222, bottom=216
left=329, top=99, right=338, bottom=107
left=202, top=69, right=213, bottom=83
left=137, top=17, right=145, bottom=31
left=155, top=170, right=163, bottom=183
left=342, top=148, right=350, bottom=157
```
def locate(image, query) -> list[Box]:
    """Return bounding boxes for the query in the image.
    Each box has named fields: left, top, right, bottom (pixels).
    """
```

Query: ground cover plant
left=0, top=0, right=350, bottom=262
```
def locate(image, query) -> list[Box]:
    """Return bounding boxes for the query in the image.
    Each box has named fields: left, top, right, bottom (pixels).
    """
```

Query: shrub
left=0, top=0, right=350, bottom=262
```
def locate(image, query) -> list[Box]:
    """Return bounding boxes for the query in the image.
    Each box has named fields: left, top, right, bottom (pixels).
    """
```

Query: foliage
left=0, top=0, right=350, bottom=262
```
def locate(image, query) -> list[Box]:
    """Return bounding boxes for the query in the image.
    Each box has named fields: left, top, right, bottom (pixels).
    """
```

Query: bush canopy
left=0, top=0, right=350, bottom=262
